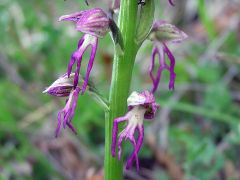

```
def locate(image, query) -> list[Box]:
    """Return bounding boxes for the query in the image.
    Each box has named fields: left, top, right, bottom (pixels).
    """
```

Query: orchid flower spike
left=148, top=20, right=188, bottom=93
left=111, top=91, right=159, bottom=170
left=59, top=8, right=110, bottom=94
left=43, top=73, right=85, bottom=137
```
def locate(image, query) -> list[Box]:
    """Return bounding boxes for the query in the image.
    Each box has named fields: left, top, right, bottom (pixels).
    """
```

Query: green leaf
left=136, top=0, right=155, bottom=45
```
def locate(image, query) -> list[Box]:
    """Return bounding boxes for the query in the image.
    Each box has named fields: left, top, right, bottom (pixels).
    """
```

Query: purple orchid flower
left=148, top=20, right=188, bottom=93
left=111, top=91, right=159, bottom=170
left=59, top=8, right=110, bottom=94
left=43, top=73, right=82, bottom=137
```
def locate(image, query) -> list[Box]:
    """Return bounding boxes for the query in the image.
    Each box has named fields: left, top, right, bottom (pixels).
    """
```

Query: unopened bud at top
left=59, top=8, right=110, bottom=38
left=149, top=20, right=188, bottom=43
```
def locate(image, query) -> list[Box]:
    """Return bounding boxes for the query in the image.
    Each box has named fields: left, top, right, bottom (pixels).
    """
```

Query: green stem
left=104, top=1, right=138, bottom=179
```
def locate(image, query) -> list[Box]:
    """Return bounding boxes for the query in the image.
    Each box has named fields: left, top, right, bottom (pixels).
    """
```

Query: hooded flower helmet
left=127, top=91, right=159, bottom=119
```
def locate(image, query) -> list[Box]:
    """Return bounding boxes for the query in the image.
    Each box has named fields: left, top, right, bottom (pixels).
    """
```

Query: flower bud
left=149, top=20, right=188, bottom=43
left=59, top=8, right=110, bottom=38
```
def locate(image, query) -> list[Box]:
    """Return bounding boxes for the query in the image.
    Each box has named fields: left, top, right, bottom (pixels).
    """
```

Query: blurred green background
left=0, top=0, right=240, bottom=179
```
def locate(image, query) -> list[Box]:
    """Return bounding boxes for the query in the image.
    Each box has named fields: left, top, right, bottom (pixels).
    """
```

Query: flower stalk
left=104, top=0, right=138, bottom=179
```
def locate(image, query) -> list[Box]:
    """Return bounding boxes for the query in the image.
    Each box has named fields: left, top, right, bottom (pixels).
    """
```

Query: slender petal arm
left=150, top=45, right=167, bottom=93
left=81, top=38, right=98, bottom=94
left=149, top=46, right=159, bottom=84
left=111, top=112, right=131, bottom=157
left=55, top=112, right=63, bottom=137
left=68, top=35, right=86, bottom=78
left=126, top=125, right=144, bottom=170
left=128, top=137, right=139, bottom=171
left=66, top=122, right=77, bottom=134
left=69, top=87, right=81, bottom=121
left=163, top=43, right=176, bottom=90
left=73, top=56, right=83, bottom=89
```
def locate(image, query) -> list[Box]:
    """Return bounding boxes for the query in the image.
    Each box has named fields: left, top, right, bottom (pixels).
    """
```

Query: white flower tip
left=172, top=31, right=188, bottom=43
left=43, top=86, right=52, bottom=94
left=58, top=15, right=71, bottom=22
left=42, top=88, right=48, bottom=93
left=58, top=16, right=65, bottom=22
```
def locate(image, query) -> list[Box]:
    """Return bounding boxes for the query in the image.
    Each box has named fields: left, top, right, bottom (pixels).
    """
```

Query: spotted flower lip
left=111, top=91, right=159, bottom=170
left=59, top=8, right=110, bottom=38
